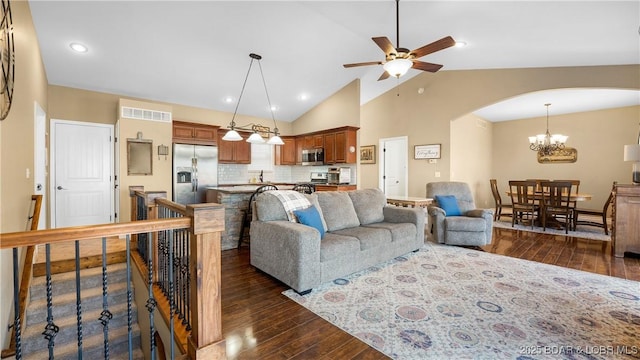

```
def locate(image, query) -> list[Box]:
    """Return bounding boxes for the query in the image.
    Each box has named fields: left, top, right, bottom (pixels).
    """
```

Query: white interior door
left=51, top=120, right=114, bottom=228
left=34, top=102, right=47, bottom=229
left=379, top=136, right=408, bottom=197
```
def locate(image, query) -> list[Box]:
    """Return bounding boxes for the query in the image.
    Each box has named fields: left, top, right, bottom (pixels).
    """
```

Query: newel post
left=186, top=203, right=226, bottom=359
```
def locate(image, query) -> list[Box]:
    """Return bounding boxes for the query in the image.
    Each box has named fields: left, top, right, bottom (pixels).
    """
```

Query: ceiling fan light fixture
left=383, top=58, right=412, bottom=78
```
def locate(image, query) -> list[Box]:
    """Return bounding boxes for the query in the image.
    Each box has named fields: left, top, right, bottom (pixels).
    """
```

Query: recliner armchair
left=427, top=181, right=493, bottom=246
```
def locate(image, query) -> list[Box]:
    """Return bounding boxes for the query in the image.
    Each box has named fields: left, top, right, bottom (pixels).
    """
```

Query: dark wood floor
left=221, top=228, right=640, bottom=359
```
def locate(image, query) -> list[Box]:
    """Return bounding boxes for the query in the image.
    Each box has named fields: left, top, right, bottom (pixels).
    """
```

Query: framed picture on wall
left=360, top=145, right=376, bottom=164
left=414, top=144, right=441, bottom=159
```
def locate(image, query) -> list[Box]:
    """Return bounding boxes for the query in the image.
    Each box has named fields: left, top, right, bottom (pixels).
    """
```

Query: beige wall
left=292, top=79, right=360, bottom=134
left=451, top=114, right=493, bottom=208
left=492, top=105, right=638, bottom=207
left=0, top=1, right=49, bottom=349
left=359, top=65, right=640, bottom=200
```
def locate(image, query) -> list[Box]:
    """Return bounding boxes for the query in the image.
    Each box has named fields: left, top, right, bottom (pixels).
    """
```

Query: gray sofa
left=250, top=188, right=425, bottom=294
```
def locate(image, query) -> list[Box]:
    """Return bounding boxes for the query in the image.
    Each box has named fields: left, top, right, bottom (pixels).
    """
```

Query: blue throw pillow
left=294, top=206, right=326, bottom=239
left=435, top=195, right=461, bottom=216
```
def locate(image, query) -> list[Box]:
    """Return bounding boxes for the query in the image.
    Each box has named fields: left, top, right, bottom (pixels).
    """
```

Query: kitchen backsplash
left=218, top=164, right=357, bottom=184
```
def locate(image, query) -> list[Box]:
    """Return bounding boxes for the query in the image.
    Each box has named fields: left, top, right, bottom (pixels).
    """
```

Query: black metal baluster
left=75, top=240, right=83, bottom=359
left=168, top=229, right=175, bottom=360
left=42, top=244, right=59, bottom=359
left=12, top=248, right=22, bottom=360
left=146, top=231, right=156, bottom=360
left=180, top=230, right=188, bottom=328
left=185, top=231, right=191, bottom=330
left=99, top=237, right=112, bottom=359
left=126, top=235, right=133, bottom=360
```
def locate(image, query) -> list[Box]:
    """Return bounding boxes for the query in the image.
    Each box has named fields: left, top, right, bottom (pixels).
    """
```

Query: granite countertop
left=207, top=184, right=295, bottom=193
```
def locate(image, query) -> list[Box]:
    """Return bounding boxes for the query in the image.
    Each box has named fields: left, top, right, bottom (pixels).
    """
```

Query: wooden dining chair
left=526, top=179, right=549, bottom=193
left=539, top=181, right=573, bottom=234
left=574, top=182, right=615, bottom=235
left=553, top=179, right=580, bottom=225
left=490, top=179, right=512, bottom=221
left=292, top=183, right=316, bottom=194
left=508, top=180, right=539, bottom=229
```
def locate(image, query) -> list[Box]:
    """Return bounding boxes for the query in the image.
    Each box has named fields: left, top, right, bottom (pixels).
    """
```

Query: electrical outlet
left=435, top=171, right=441, bottom=178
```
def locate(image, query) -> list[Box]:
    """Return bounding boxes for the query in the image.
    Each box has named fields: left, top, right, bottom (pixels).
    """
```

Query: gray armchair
left=426, top=182, right=493, bottom=246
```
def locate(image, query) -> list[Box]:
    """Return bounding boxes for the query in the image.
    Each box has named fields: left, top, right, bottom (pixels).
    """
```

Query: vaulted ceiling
left=29, top=1, right=640, bottom=122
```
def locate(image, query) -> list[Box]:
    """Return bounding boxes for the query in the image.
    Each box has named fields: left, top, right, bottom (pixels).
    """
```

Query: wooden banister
left=0, top=218, right=190, bottom=249
left=186, top=203, right=226, bottom=359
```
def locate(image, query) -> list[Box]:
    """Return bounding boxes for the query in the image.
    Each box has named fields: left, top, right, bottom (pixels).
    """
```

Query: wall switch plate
left=435, top=171, right=441, bottom=178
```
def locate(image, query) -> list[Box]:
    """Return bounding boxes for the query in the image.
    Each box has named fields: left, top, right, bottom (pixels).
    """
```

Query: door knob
left=36, top=184, right=43, bottom=191
left=57, top=186, right=66, bottom=190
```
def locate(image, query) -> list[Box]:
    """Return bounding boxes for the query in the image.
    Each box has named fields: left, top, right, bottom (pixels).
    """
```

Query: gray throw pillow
left=317, top=191, right=360, bottom=232
left=348, top=188, right=386, bottom=225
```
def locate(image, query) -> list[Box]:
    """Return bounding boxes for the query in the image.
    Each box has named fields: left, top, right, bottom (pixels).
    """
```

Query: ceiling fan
left=343, top=0, right=456, bottom=81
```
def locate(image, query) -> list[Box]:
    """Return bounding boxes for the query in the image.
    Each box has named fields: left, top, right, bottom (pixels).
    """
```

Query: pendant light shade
left=266, top=135, right=284, bottom=145
left=247, top=132, right=266, bottom=144
left=222, top=129, right=242, bottom=141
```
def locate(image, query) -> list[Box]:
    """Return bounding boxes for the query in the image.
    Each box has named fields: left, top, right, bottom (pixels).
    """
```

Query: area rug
left=282, top=242, right=639, bottom=359
left=493, top=220, right=611, bottom=241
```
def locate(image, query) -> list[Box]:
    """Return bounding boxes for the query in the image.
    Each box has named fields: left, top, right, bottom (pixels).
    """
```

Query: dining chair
left=490, top=179, right=512, bottom=221
left=539, top=181, right=573, bottom=234
left=525, top=179, right=549, bottom=193
left=574, top=182, right=615, bottom=235
left=292, top=183, right=316, bottom=194
left=508, top=180, right=539, bottom=229
left=553, top=179, right=580, bottom=225
left=238, top=184, right=278, bottom=249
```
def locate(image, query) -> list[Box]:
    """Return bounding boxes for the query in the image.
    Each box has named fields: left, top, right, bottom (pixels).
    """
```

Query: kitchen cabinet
left=323, top=127, right=357, bottom=164
left=315, top=184, right=357, bottom=192
left=217, top=131, right=251, bottom=164
left=296, top=137, right=304, bottom=164
left=275, top=136, right=297, bottom=165
left=303, top=134, right=324, bottom=149
left=173, top=121, right=218, bottom=145
left=612, top=184, right=640, bottom=257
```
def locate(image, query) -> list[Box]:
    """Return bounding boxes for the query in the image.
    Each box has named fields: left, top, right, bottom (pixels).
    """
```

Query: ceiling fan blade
left=377, top=71, right=390, bottom=81
left=412, top=61, right=443, bottom=73
left=372, top=37, right=396, bottom=55
left=410, top=36, right=456, bottom=59
left=343, top=61, right=383, bottom=68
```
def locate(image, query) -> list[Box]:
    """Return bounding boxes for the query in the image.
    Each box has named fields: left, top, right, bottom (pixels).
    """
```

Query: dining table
left=505, top=190, right=592, bottom=229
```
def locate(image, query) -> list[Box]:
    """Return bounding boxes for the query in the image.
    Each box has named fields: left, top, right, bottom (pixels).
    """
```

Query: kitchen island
left=206, top=185, right=294, bottom=250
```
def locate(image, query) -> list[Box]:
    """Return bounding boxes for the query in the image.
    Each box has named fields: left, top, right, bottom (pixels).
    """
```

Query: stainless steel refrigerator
left=173, top=144, right=218, bottom=205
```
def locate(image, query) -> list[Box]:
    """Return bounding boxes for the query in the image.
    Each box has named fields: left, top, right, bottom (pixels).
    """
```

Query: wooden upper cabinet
left=323, top=133, right=336, bottom=164
left=323, top=128, right=357, bottom=164
left=335, top=129, right=357, bottom=163
left=173, top=121, right=218, bottom=145
left=303, top=134, right=324, bottom=149
left=275, top=136, right=297, bottom=165
left=295, top=137, right=304, bottom=164
left=217, top=131, right=251, bottom=164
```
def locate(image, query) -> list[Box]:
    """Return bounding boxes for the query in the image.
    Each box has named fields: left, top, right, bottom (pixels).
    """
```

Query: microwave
left=302, top=148, right=324, bottom=166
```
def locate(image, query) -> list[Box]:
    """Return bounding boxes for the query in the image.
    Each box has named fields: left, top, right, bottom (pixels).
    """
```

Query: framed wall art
left=414, top=144, right=441, bottom=159
left=360, top=145, right=376, bottom=164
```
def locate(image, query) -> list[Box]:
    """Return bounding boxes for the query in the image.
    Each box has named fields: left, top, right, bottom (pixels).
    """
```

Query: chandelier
left=222, top=53, right=284, bottom=145
left=528, top=103, right=568, bottom=156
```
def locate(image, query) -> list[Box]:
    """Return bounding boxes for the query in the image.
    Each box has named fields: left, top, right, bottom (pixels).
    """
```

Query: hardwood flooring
left=221, top=227, right=640, bottom=359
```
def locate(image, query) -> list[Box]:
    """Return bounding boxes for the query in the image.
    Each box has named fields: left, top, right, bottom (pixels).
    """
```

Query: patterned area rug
left=283, top=242, right=639, bottom=359
left=493, top=220, right=611, bottom=241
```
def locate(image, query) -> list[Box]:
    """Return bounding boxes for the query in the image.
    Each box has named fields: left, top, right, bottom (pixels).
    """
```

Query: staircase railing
left=1, top=190, right=226, bottom=359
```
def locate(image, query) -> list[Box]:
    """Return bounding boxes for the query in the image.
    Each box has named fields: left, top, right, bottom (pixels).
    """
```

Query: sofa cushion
left=332, top=226, right=392, bottom=251
left=255, top=192, right=288, bottom=221
left=294, top=206, right=325, bottom=239
left=317, top=191, right=360, bottom=232
left=320, top=233, right=360, bottom=262
left=435, top=195, right=462, bottom=216
left=363, top=222, right=416, bottom=242
left=306, top=193, right=328, bottom=231
left=348, top=188, right=386, bottom=225
left=445, top=216, right=486, bottom=232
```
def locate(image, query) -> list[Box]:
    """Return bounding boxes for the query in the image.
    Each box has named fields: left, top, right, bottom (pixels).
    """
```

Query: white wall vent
left=121, top=106, right=172, bottom=123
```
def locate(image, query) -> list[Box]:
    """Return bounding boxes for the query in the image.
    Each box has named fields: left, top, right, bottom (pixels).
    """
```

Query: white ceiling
left=29, top=1, right=640, bottom=123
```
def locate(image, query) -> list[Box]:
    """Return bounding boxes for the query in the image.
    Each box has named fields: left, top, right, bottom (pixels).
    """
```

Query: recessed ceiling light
left=270, top=105, right=279, bottom=111
left=298, top=93, right=309, bottom=101
left=69, top=42, right=88, bottom=53
left=224, top=96, right=234, bottom=103
left=455, top=41, right=467, bottom=48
